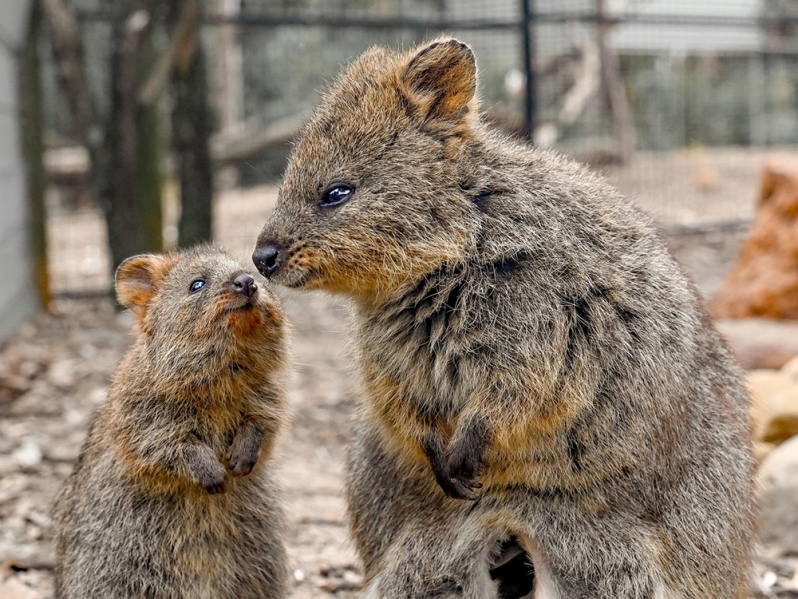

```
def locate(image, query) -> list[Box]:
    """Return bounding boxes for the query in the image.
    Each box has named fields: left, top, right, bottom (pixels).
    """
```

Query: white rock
left=47, top=360, right=76, bottom=390
left=13, top=441, right=43, bottom=468
left=760, top=435, right=798, bottom=489
left=783, top=355, right=798, bottom=382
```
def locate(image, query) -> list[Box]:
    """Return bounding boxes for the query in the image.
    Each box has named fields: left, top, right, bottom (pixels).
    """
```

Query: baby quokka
left=53, top=246, right=289, bottom=599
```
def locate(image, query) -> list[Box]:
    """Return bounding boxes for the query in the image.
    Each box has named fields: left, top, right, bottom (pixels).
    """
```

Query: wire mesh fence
left=41, top=0, right=798, bottom=296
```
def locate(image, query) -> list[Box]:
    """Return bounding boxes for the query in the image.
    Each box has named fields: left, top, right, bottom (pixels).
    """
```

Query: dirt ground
left=4, top=147, right=798, bottom=597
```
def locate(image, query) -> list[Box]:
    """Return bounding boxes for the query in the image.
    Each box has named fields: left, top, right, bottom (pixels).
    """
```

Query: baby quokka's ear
left=115, top=254, right=171, bottom=318
left=401, top=38, right=477, bottom=125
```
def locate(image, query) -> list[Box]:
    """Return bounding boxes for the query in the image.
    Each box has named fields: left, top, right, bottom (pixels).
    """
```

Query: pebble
left=12, top=441, right=42, bottom=468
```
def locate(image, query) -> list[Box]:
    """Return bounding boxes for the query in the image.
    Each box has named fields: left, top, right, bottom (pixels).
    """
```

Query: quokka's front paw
left=436, top=473, right=482, bottom=501
left=444, top=417, right=490, bottom=500
left=227, top=436, right=261, bottom=477
left=196, top=461, right=228, bottom=494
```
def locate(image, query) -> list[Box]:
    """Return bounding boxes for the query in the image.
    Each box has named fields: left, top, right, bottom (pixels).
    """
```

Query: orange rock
left=712, top=158, right=798, bottom=320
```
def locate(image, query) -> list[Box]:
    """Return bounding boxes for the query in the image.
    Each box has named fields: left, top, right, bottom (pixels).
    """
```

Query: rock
left=762, top=387, right=798, bottom=445
left=712, top=158, right=798, bottom=320
left=12, top=441, right=42, bottom=468
left=782, top=355, right=798, bottom=380
left=759, top=435, right=798, bottom=556
left=46, top=360, right=77, bottom=390
left=760, top=435, right=798, bottom=488
left=0, top=575, right=40, bottom=599
left=716, top=319, right=798, bottom=370
left=754, top=441, right=777, bottom=463
left=749, top=370, right=793, bottom=434
left=2, top=375, right=31, bottom=395
left=0, top=541, right=55, bottom=569
left=747, top=358, right=798, bottom=444
left=748, top=370, right=798, bottom=444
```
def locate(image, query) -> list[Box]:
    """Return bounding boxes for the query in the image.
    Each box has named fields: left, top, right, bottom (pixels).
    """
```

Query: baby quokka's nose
left=233, top=273, right=257, bottom=298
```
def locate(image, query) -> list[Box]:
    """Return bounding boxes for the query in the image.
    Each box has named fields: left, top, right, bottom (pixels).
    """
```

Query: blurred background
left=2, top=0, right=798, bottom=597
left=28, top=0, right=798, bottom=298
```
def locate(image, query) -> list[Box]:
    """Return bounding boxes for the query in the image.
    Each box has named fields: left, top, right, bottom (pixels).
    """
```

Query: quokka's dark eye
left=189, top=279, right=206, bottom=293
left=319, top=183, right=354, bottom=208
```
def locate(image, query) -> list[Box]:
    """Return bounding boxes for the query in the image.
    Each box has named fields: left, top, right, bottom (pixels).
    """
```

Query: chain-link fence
left=41, top=0, right=798, bottom=296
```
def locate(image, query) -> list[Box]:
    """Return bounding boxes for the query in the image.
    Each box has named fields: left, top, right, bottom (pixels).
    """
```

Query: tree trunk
left=136, top=28, right=164, bottom=254
left=20, top=0, right=49, bottom=307
left=172, top=15, right=214, bottom=248
left=103, top=5, right=164, bottom=271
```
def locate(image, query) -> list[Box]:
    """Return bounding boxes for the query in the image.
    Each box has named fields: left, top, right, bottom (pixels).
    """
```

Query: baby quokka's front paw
left=196, top=459, right=229, bottom=494
left=186, top=443, right=229, bottom=494
left=194, top=460, right=227, bottom=495
left=227, top=423, right=264, bottom=476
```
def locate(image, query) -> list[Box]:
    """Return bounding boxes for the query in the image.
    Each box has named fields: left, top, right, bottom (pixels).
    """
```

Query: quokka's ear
left=115, top=254, right=171, bottom=317
left=401, top=38, right=477, bottom=122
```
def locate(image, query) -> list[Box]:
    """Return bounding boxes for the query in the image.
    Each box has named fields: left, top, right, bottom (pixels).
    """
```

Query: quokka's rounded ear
left=401, top=38, right=477, bottom=122
left=115, top=254, right=170, bottom=316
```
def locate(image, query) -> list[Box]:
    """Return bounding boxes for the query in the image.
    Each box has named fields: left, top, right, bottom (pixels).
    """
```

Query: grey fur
left=255, top=39, right=756, bottom=599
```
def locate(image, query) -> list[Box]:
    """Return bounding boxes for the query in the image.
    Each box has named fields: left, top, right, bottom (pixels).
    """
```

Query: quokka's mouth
left=224, top=298, right=254, bottom=313
left=283, top=271, right=314, bottom=289
left=273, top=264, right=316, bottom=289
left=222, top=295, right=272, bottom=319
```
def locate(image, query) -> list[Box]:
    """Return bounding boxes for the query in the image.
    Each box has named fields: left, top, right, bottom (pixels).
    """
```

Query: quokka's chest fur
left=352, top=246, right=691, bottom=491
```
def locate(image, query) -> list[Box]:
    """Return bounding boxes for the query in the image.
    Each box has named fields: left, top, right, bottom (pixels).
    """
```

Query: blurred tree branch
left=139, top=0, right=201, bottom=107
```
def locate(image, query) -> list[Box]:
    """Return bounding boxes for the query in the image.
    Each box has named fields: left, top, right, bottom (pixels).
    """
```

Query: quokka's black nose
left=252, top=243, right=284, bottom=278
left=233, top=273, right=258, bottom=298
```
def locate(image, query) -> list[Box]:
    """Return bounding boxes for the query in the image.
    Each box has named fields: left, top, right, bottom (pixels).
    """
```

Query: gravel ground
left=3, top=290, right=798, bottom=598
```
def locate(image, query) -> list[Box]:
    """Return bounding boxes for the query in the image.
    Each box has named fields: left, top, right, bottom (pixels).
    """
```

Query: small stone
left=116, top=311, right=136, bottom=329
left=47, top=360, right=76, bottom=390
left=0, top=575, right=40, bottom=599
left=79, top=344, right=98, bottom=360
left=13, top=441, right=43, bottom=468
left=716, top=319, right=798, bottom=370
left=760, top=435, right=798, bottom=489
left=763, top=571, right=778, bottom=588
left=17, top=361, right=38, bottom=379
left=3, top=375, right=31, bottom=394
left=342, top=570, right=363, bottom=586
left=293, top=569, right=305, bottom=583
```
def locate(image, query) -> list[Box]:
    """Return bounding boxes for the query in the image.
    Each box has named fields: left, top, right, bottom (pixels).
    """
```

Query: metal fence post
left=521, top=0, right=535, bottom=144
left=20, top=0, right=50, bottom=308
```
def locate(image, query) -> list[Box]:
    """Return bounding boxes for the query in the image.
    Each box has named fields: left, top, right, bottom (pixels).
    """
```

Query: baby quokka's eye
left=189, top=279, right=206, bottom=293
left=319, top=183, right=354, bottom=208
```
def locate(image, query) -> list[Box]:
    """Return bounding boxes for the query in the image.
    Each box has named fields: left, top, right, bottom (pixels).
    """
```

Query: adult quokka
left=254, top=38, right=755, bottom=599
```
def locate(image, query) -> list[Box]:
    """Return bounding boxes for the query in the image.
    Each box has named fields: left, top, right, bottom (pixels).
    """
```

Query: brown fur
left=53, top=246, right=289, bottom=599
left=255, top=39, right=756, bottom=598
